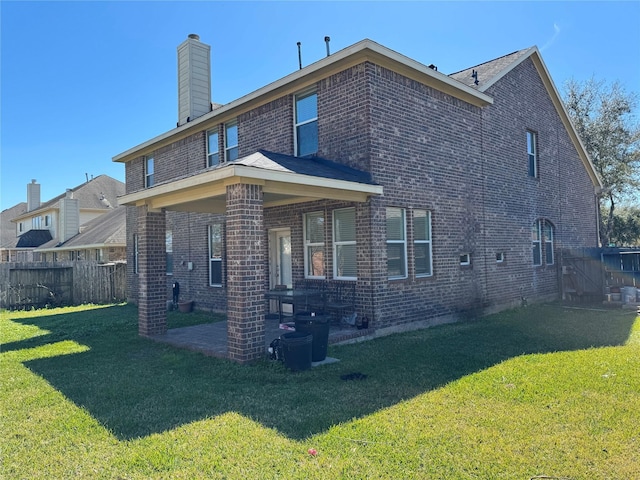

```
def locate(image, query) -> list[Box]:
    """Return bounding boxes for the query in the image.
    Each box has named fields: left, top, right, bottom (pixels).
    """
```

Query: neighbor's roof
left=0, top=202, right=27, bottom=248
left=12, top=174, right=125, bottom=222
left=35, top=206, right=126, bottom=252
left=15, top=229, right=53, bottom=248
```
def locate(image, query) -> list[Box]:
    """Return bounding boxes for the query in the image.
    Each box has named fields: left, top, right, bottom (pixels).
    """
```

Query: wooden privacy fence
left=0, top=262, right=126, bottom=309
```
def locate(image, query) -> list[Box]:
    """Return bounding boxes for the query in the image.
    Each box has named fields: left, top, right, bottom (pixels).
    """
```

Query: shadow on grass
left=5, top=303, right=637, bottom=441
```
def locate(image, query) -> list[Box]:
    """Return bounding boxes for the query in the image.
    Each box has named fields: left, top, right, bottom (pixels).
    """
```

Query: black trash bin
left=294, top=312, right=330, bottom=362
left=280, top=332, right=312, bottom=371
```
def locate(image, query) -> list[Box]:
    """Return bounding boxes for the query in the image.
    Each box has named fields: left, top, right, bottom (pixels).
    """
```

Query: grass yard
left=1, top=303, right=639, bottom=479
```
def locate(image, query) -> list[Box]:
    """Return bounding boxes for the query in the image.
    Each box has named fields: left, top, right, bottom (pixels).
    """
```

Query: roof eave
left=112, top=39, right=493, bottom=164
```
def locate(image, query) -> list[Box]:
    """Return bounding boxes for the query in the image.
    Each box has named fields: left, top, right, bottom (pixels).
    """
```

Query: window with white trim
left=413, top=209, right=433, bottom=277
left=209, top=224, right=223, bottom=287
left=460, top=253, right=471, bottom=266
left=304, top=211, right=325, bottom=278
left=207, top=128, right=220, bottom=166
left=527, top=130, right=538, bottom=178
left=333, top=207, right=356, bottom=280
left=295, top=90, right=318, bottom=157
left=166, top=230, right=173, bottom=275
left=225, top=120, right=238, bottom=161
left=32, top=216, right=41, bottom=229
left=145, top=156, right=154, bottom=188
left=532, top=219, right=554, bottom=266
left=386, top=207, right=407, bottom=279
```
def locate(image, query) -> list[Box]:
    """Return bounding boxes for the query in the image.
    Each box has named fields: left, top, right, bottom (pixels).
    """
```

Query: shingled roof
left=15, top=229, right=53, bottom=248
left=449, top=48, right=532, bottom=91
left=0, top=202, right=27, bottom=248
left=12, top=174, right=124, bottom=221
left=35, top=206, right=126, bottom=251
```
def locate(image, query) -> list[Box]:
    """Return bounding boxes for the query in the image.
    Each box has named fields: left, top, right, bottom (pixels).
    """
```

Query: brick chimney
left=177, top=34, right=211, bottom=127
left=26, top=179, right=41, bottom=212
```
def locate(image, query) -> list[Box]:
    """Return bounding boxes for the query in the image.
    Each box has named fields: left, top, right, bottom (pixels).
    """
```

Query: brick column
left=137, top=205, right=167, bottom=336
left=225, top=183, right=266, bottom=363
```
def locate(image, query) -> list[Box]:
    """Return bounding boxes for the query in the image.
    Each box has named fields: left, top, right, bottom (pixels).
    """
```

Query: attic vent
left=471, top=69, right=479, bottom=85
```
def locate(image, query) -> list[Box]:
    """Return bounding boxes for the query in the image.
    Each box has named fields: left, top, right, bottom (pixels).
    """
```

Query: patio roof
left=118, top=150, right=383, bottom=213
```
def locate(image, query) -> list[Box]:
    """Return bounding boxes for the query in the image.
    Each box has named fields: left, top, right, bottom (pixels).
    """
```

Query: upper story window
left=304, top=211, right=325, bottom=278
left=413, top=209, right=433, bottom=277
left=295, top=90, right=318, bottom=157
left=18, top=222, right=23, bottom=233
left=44, top=215, right=50, bottom=227
left=207, top=129, right=220, bottom=167
left=145, top=156, right=155, bottom=188
left=225, top=120, right=238, bottom=161
left=527, top=130, right=538, bottom=178
left=532, top=219, right=554, bottom=266
left=386, top=207, right=407, bottom=279
left=32, top=216, right=41, bottom=229
left=333, top=207, right=356, bottom=280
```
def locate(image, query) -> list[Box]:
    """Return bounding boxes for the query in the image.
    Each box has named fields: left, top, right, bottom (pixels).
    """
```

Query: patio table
left=265, top=288, right=322, bottom=323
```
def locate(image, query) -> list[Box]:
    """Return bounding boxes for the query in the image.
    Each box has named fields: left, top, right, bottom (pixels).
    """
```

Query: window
left=460, top=253, right=471, bottom=266
left=207, top=128, right=220, bottom=166
left=225, top=120, right=238, bottom=161
left=414, top=209, right=433, bottom=277
left=53, top=252, right=58, bottom=262
left=532, top=219, right=554, bottom=266
left=95, top=249, right=102, bottom=262
left=44, top=215, right=50, bottom=227
left=32, top=216, right=41, bottom=228
left=145, top=156, right=155, bottom=187
left=527, top=131, right=537, bottom=178
left=304, top=211, right=325, bottom=278
left=209, top=224, right=223, bottom=286
left=496, top=252, right=505, bottom=263
left=387, top=208, right=407, bottom=279
left=18, top=222, right=23, bottom=233
left=295, top=90, right=318, bottom=157
left=166, top=230, right=173, bottom=275
left=333, top=207, right=356, bottom=280
left=133, top=234, right=139, bottom=274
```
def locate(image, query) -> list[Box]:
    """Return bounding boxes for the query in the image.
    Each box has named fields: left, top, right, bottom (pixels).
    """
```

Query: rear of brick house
left=114, top=36, right=602, bottom=362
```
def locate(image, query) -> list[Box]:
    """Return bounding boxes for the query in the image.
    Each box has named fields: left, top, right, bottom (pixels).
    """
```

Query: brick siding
left=124, top=54, right=598, bottom=351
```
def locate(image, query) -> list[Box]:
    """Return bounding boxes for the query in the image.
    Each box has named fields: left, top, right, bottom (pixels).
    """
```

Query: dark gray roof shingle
left=16, top=229, right=53, bottom=248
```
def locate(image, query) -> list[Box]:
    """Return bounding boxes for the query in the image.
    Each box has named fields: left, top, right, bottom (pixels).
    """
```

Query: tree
left=610, top=206, right=640, bottom=246
left=563, top=79, right=640, bottom=246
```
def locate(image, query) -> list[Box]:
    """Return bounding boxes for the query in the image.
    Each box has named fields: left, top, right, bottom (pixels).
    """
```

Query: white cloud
left=541, top=23, right=561, bottom=52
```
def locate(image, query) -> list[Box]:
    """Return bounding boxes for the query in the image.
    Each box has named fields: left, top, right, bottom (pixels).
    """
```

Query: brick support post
left=137, top=205, right=167, bottom=336
left=225, top=183, right=266, bottom=363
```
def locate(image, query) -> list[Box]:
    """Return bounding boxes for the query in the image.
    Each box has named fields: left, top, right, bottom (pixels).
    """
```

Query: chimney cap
left=188, top=34, right=200, bottom=41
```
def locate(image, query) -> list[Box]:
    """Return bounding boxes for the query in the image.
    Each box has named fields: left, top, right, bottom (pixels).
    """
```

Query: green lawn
left=1, top=303, right=638, bottom=479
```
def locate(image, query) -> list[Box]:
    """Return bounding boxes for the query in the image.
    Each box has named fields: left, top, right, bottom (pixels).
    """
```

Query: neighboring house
left=0, top=202, right=28, bottom=262
left=114, top=36, right=602, bottom=363
left=35, top=206, right=127, bottom=263
left=4, top=175, right=125, bottom=262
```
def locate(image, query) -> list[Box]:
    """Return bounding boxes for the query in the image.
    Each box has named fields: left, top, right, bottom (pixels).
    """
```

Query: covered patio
left=119, top=150, right=382, bottom=363
left=147, top=319, right=374, bottom=359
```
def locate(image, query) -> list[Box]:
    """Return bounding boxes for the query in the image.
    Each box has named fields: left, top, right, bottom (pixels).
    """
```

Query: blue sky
left=1, top=1, right=639, bottom=210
